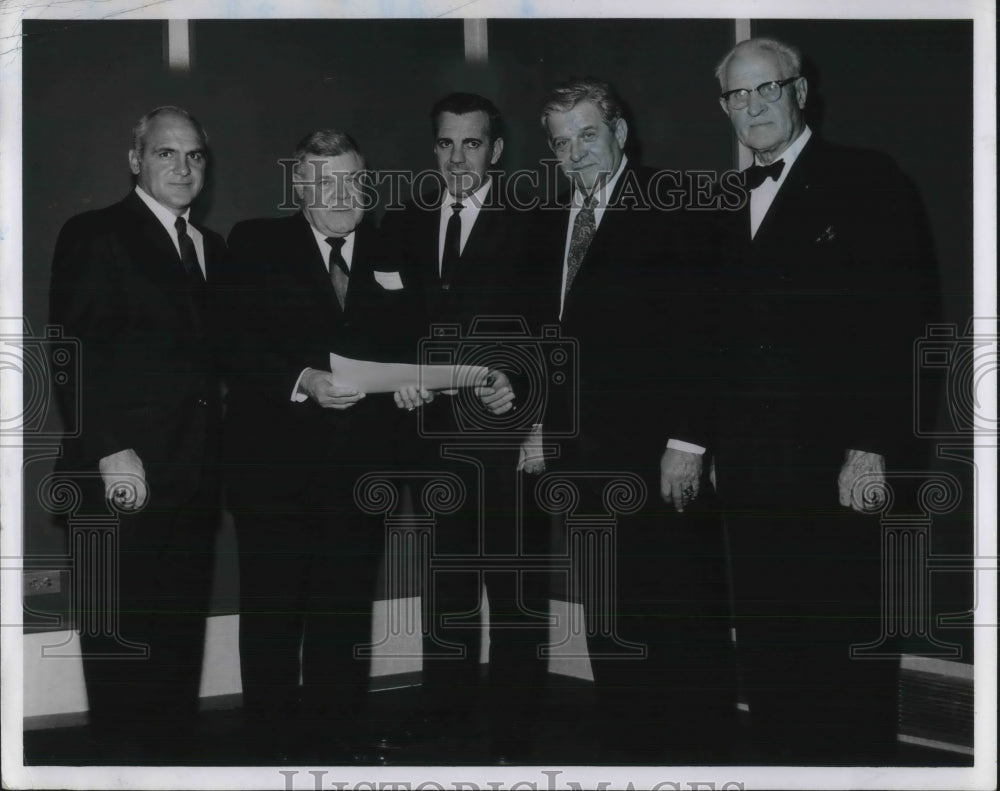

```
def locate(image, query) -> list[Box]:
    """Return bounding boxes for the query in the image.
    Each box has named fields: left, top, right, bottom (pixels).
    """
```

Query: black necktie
left=325, top=236, right=350, bottom=309
left=440, top=202, right=464, bottom=288
left=743, top=159, right=786, bottom=190
left=565, top=194, right=596, bottom=295
left=174, top=216, right=204, bottom=282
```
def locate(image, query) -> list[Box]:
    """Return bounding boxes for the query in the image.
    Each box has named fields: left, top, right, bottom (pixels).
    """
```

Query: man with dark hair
left=704, top=37, right=938, bottom=762
left=49, top=105, right=226, bottom=762
left=531, top=77, right=736, bottom=762
left=218, top=128, right=418, bottom=762
left=378, top=92, right=546, bottom=764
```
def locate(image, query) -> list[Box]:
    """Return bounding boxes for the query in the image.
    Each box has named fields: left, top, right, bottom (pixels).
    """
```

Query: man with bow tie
left=49, top=106, right=226, bottom=762
left=704, top=37, right=939, bottom=762
left=218, top=129, right=418, bottom=762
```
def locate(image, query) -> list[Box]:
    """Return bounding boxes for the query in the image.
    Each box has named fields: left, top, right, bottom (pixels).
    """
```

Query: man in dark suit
left=49, top=106, right=225, bottom=761
left=705, top=37, right=938, bottom=762
left=378, top=93, right=546, bottom=764
left=532, top=78, right=737, bottom=762
left=219, top=129, right=418, bottom=762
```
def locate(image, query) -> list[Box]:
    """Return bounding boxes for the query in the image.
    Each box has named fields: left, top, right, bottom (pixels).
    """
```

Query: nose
left=746, top=90, right=768, bottom=117
left=569, top=138, right=587, bottom=163
left=174, top=156, right=191, bottom=175
left=450, top=146, right=466, bottom=164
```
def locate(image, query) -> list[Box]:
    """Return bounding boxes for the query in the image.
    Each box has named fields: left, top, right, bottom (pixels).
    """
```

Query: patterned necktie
left=440, top=202, right=464, bottom=288
left=325, top=236, right=350, bottom=309
left=565, top=194, right=596, bottom=295
left=743, top=159, right=785, bottom=190
left=174, top=216, right=205, bottom=283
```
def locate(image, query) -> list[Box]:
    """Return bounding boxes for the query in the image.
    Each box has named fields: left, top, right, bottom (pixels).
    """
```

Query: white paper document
left=328, top=352, right=490, bottom=393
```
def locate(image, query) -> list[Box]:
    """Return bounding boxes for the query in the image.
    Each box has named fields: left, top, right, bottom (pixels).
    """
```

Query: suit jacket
left=378, top=186, right=543, bottom=434
left=219, top=211, right=408, bottom=507
left=49, top=190, right=226, bottom=508
left=710, top=136, right=938, bottom=506
left=530, top=165, right=713, bottom=474
left=379, top=185, right=535, bottom=334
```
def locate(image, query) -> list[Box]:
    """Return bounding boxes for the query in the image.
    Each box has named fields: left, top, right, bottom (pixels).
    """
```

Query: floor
left=22, top=678, right=973, bottom=769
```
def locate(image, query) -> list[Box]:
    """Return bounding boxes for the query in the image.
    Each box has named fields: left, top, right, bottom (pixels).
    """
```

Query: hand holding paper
left=476, top=369, right=516, bottom=415
left=300, top=368, right=365, bottom=409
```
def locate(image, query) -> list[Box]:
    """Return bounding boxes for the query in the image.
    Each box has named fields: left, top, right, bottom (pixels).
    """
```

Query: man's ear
left=613, top=118, right=628, bottom=150
left=490, top=136, right=505, bottom=165
left=718, top=97, right=731, bottom=116
left=128, top=150, right=140, bottom=175
left=794, top=76, right=808, bottom=110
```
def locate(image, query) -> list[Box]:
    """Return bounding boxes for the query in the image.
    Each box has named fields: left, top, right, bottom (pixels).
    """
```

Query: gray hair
left=714, top=38, right=803, bottom=88
left=292, top=129, right=362, bottom=175
left=540, top=77, right=624, bottom=136
left=131, top=106, right=207, bottom=155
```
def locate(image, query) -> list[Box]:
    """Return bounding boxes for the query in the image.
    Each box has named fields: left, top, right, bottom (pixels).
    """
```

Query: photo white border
left=2, top=1, right=995, bottom=789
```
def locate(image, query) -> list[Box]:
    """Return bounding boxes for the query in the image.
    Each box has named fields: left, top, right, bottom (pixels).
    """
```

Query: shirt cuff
left=291, top=368, right=310, bottom=402
left=666, top=439, right=706, bottom=455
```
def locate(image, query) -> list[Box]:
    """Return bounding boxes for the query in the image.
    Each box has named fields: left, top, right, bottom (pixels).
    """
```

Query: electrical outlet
left=23, top=571, right=61, bottom=596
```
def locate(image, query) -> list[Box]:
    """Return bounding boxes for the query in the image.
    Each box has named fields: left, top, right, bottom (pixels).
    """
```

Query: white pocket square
left=374, top=271, right=404, bottom=290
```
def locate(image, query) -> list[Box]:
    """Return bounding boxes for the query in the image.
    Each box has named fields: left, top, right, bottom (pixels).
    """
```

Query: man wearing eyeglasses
left=707, top=37, right=938, bottom=762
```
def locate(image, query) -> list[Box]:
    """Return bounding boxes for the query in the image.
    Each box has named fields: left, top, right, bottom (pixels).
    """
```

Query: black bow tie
left=743, top=159, right=786, bottom=190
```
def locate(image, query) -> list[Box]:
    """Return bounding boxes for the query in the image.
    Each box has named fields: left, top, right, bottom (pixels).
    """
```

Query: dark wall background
left=21, top=19, right=975, bottom=660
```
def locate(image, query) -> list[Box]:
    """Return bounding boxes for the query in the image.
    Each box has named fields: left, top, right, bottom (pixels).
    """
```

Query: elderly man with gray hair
left=218, top=129, right=419, bottom=763
left=705, top=37, right=938, bottom=762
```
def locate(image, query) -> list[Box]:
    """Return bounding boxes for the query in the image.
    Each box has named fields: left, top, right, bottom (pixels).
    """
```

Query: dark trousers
left=726, top=508, right=900, bottom=763
left=572, top=467, right=738, bottom=760
left=417, top=436, right=550, bottom=744
left=76, top=494, right=217, bottom=761
left=235, top=500, right=383, bottom=745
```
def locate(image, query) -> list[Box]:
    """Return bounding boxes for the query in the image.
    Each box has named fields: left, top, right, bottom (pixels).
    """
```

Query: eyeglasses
left=720, top=77, right=800, bottom=110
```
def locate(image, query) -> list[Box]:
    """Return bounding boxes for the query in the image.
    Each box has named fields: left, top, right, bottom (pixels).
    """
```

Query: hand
left=99, top=448, right=148, bottom=511
left=299, top=368, right=365, bottom=409
left=838, top=449, right=886, bottom=513
left=393, top=385, right=435, bottom=411
left=475, top=369, right=516, bottom=416
left=660, top=447, right=703, bottom=513
left=518, top=425, right=546, bottom=475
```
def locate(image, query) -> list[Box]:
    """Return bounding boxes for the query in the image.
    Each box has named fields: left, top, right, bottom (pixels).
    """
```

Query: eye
left=552, top=139, right=569, bottom=152
left=158, top=150, right=173, bottom=158
left=465, top=140, right=482, bottom=150
left=188, top=152, right=205, bottom=163
left=436, top=140, right=452, bottom=150
left=581, top=130, right=598, bottom=142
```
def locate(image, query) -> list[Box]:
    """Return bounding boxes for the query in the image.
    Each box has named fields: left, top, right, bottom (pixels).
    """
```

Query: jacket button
left=198, top=398, right=207, bottom=406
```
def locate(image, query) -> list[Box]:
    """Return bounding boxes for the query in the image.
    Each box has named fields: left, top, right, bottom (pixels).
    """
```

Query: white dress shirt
left=437, top=177, right=494, bottom=273
left=749, top=125, right=812, bottom=239
left=559, top=154, right=629, bottom=319
left=134, top=185, right=205, bottom=277
left=291, top=227, right=358, bottom=401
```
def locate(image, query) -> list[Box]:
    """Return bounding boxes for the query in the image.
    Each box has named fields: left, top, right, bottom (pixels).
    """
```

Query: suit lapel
left=122, top=192, right=192, bottom=287
left=290, top=212, right=345, bottom=320
left=751, top=136, right=817, bottom=249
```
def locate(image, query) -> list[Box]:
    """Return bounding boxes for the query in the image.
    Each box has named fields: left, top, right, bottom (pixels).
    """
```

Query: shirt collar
left=754, top=125, right=812, bottom=170
left=309, top=223, right=356, bottom=267
left=134, top=185, right=191, bottom=232
left=441, top=177, right=493, bottom=210
left=572, top=154, right=629, bottom=208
